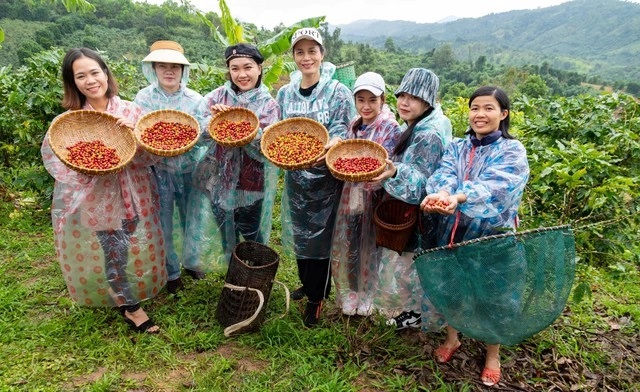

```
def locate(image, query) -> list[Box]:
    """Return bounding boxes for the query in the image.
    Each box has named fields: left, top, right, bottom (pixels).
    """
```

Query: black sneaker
left=167, top=277, right=184, bottom=294
left=290, top=286, right=305, bottom=301
left=303, top=300, right=323, bottom=327
left=386, top=311, right=421, bottom=330
left=185, top=268, right=206, bottom=280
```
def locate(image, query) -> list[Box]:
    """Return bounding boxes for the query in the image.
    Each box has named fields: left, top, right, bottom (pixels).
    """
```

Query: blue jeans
left=153, top=168, right=193, bottom=281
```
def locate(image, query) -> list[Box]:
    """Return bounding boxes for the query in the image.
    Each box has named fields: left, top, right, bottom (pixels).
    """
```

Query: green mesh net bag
left=413, top=225, right=576, bottom=346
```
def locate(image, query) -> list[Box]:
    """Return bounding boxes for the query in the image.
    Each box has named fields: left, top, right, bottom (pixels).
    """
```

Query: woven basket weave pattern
left=326, top=139, right=388, bottom=182
left=134, top=109, right=200, bottom=157
left=208, top=107, right=259, bottom=148
left=260, top=117, right=329, bottom=170
left=48, top=110, right=137, bottom=175
left=374, top=199, right=418, bottom=255
left=215, top=241, right=280, bottom=333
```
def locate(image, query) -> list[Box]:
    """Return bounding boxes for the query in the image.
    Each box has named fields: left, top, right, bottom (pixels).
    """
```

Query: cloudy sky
left=138, top=0, right=640, bottom=28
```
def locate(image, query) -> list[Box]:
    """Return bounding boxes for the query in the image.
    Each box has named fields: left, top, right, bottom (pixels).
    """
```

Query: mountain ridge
left=333, top=0, right=640, bottom=80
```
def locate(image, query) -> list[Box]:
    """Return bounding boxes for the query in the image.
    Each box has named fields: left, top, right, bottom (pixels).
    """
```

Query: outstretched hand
left=369, top=159, right=396, bottom=185
left=420, top=192, right=458, bottom=215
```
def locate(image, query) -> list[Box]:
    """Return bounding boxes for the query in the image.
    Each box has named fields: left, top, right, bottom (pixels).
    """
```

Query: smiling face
left=468, top=95, right=508, bottom=139
left=154, top=62, right=182, bottom=93
left=228, top=57, right=262, bottom=92
left=293, top=39, right=324, bottom=78
left=72, top=56, right=109, bottom=108
left=355, top=90, right=383, bottom=125
left=396, top=92, right=429, bottom=124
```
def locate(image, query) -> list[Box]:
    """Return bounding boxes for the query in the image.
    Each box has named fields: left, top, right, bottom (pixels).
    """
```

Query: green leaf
left=258, top=16, right=326, bottom=60
left=572, top=282, right=592, bottom=303
left=60, top=0, right=96, bottom=13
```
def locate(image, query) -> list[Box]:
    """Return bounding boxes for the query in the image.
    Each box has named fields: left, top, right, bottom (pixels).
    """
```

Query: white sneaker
left=357, top=297, right=373, bottom=316
left=341, top=291, right=358, bottom=316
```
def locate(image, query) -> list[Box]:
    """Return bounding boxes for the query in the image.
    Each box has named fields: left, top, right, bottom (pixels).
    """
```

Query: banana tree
left=198, top=0, right=325, bottom=89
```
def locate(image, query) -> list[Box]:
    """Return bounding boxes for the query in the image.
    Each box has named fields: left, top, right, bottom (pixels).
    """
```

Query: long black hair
left=466, top=86, right=515, bottom=139
left=392, top=105, right=434, bottom=157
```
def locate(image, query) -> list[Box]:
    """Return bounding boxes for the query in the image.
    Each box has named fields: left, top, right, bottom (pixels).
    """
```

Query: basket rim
left=48, top=109, right=137, bottom=175
left=208, top=107, right=260, bottom=148
left=373, top=199, right=418, bottom=229
left=232, top=240, right=280, bottom=270
left=412, top=224, right=574, bottom=259
left=260, top=117, right=329, bottom=170
left=134, top=109, right=200, bottom=157
left=326, top=139, right=388, bottom=182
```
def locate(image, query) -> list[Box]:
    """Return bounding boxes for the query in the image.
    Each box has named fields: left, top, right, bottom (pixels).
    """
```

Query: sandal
left=434, top=341, right=461, bottom=363
left=481, top=367, right=501, bottom=387
left=120, top=308, right=160, bottom=334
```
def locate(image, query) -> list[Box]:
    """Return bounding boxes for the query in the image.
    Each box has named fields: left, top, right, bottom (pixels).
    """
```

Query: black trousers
left=297, top=258, right=331, bottom=302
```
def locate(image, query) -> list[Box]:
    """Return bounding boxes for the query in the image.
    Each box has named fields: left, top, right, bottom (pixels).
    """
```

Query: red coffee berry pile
left=141, top=121, right=197, bottom=150
left=266, top=132, right=324, bottom=165
left=212, top=119, right=254, bottom=141
left=425, top=199, right=451, bottom=208
left=66, top=140, right=121, bottom=170
left=334, top=156, right=382, bottom=174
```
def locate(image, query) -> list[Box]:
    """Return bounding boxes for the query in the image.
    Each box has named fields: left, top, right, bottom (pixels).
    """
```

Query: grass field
left=0, top=194, right=638, bottom=391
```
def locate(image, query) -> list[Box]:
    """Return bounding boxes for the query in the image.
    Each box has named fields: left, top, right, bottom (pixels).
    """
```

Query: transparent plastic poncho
left=41, top=97, right=166, bottom=307
left=330, top=106, right=402, bottom=309
left=134, top=62, right=208, bottom=281
left=185, top=82, right=280, bottom=271
left=373, top=106, right=452, bottom=316
left=276, top=62, right=356, bottom=260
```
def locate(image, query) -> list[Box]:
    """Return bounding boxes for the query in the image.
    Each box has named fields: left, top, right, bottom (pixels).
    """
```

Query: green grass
left=0, top=196, right=638, bottom=391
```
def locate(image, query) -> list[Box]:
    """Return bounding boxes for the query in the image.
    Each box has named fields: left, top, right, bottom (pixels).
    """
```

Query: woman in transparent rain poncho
left=420, top=86, right=529, bottom=386
left=277, top=28, right=356, bottom=327
left=185, top=43, right=279, bottom=272
left=41, top=48, right=165, bottom=333
left=372, top=68, right=452, bottom=329
left=134, top=40, right=208, bottom=294
left=330, top=72, right=402, bottom=317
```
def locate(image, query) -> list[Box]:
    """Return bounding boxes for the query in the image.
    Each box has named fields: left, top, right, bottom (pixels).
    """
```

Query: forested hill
left=337, top=0, right=640, bottom=80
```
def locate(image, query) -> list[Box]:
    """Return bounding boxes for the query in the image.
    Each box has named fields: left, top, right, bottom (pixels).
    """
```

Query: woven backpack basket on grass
left=134, top=109, right=200, bottom=157
left=260, top=117, right=329, bottom=170
left=326, top=139, right=388, bottom=182
left=216, top=241, right=280, bottom=336
left=208, top=107, right=260, bottom=148
left=48, top=110, right=137, bottom=175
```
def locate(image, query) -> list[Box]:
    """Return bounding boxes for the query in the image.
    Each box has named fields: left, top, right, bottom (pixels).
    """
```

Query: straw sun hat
left=142, top=40, right=190, bottom=65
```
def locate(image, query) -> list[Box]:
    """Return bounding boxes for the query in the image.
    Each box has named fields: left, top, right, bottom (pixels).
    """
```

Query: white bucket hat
left=142, top=40, right=190, bottom=65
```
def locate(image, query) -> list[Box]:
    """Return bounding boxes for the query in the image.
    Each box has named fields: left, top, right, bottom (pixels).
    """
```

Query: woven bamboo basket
left=208, top=107, right=259, bottom=148
left=326, top=139, right=388, bottom=182
left=260, top=117, right=329, bottom=170
left=134, top=109, right=200, bottom=157
left=48, top=110, right=137, bottom=175
left=215, top=241, right=280, bottom=335
left=374, top=199, right=418, bottom=255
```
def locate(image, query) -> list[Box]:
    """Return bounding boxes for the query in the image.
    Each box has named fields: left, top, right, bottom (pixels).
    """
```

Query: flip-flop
left=481, top=367, right=501, bottom=386
left=434, top=341, right=461, bottom=363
